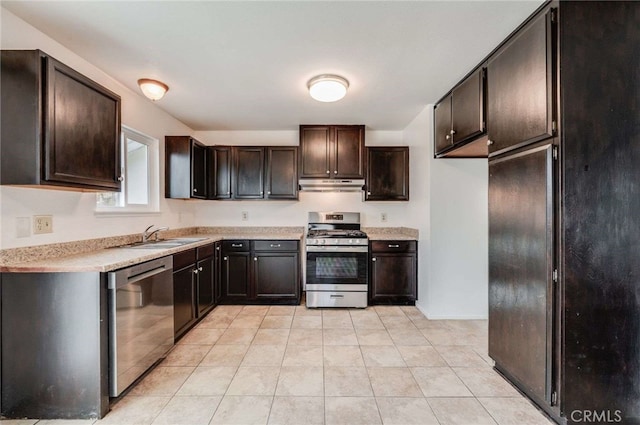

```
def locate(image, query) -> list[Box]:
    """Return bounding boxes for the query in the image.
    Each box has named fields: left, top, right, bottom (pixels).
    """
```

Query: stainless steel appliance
left=305, top=212, right=368, bottom=308
left=107, top=256, right=174, bottom=397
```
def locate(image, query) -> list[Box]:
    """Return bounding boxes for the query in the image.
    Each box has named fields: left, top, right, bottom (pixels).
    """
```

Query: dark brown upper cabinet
left=165, top=136, right=207, bottom=199
left=299, top=125, right=365, bottom=179
left=266, top=146, right=298, bottom=200
left=208, top=146, right=232, bottom=199
left=434, top=68, right=486, bottom=158
left=487, top=10, right=554, bottom=156
left=1, top=50, right=121, bottom=191
left=205, top=145, right=298, bottom=201
left=233, top=146, right=265, bottom=199
left=365, top=147, right=409, bottom=201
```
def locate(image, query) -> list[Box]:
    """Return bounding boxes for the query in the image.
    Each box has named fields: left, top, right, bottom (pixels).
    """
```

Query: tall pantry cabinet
left=485, top=2, right=639, bottom=424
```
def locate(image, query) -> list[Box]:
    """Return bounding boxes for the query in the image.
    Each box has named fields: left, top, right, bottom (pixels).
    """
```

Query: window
left=96, top=126, right=160, bottom=214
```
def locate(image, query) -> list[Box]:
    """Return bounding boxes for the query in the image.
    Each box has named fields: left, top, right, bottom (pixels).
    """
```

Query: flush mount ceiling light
left=307, top=74, right=349, bottom=102
left=137, top=78, right=169, bottom=101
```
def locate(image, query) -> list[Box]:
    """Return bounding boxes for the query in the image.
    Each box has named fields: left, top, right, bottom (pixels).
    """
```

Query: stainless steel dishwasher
left=107, top=256, right=174, bottom=397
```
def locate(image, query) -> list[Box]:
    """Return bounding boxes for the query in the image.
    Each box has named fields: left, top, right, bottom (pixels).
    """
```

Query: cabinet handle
left=270, top=244, right=281, bottom=248
left=231, top=243, right=243, bottom=248
left=254, top=257, right=258, bottom=261
left=227, top=191, right=230, bottom=194
left=199, top=267, right=203, bottom=272
left=334, top=170, right=338, bottom=174
left=267, top=191, right=271, bottom=195
left=193, top=269, right=199, bottom=275
left=388, top=244, right=400, bottom=248
left=117, top=176, right=124, bottom=182
left=216, top=246, right=220, bottom=251
left=193, top=188, right=198, bottom=193
left=260, top=191, right=263, bottom=195
left=330, top=294, right=344, bottom=298
left=450, top=129, right=456, bottom=135
left=445, top=134, right=450, bottom=140
left=223, top=256, right=228, bottom=261
left=372, top=258, right=376, bottom=262
left=487, top=140, right=494, bottom=146
left=367, top=191, right=371, bottom=195
left=326, top=170, right=330, bottom=174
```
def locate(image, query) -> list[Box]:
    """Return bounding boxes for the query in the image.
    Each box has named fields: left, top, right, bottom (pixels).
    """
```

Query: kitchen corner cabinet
left=220, top=240, right=300, bottom=304
left=365, top=147, right=409, bottom=201
left=1, top=50, right=121, bottom=191
left=299, top=125, right=365, bottom=179
left=165, top=136, right=207, bottom=199
left=172, top=243, right=217, bottom=340
left=369, top=241, right=417, bottom=305
left=208, top=146, right=232, bottom=199
left=434, top=68, right=486, bottom=158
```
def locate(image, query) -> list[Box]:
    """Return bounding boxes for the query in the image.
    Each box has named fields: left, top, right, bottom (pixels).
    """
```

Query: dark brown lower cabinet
left=173, top=243, right=217, bottom=340
left=219, top=240, right=300, bottom=305
left=369, top=240, right=417, bottom=305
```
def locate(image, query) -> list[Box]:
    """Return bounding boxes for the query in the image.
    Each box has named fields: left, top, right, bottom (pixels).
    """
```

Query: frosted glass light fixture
left=307, top=74, right=349, bottom=102
left=137, top=78, right=169, bottom=101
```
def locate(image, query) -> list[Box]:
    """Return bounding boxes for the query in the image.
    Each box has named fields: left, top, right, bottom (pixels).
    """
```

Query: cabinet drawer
left=197, top=243, right=215, bottom=259
left=174, top=248, right=196, bottom=270
left=222, top=240, right=250, bottom=252
left=253, top=240, right=299, bottom=251
left=371, top=240, right=417, bottom=253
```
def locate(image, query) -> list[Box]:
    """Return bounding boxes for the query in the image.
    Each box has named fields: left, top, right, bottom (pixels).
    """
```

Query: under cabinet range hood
left=299, top=179, right=365, bottom=192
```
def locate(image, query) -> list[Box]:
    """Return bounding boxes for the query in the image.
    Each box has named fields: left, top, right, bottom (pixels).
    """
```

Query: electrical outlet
left=33, top=215, right=53, bottom=234
left=241, top=211, right=249, bottom=221
left=381, top=212, right=388, bottom=222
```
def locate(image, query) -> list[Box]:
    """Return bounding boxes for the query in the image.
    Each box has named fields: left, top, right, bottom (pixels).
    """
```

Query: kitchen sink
left=115, top=237, right=208, bottom=249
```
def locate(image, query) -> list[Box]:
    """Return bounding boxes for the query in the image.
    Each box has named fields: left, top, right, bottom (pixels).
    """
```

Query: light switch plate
left=381, top=212, right=388, bottom=222
left=241, top=211, right=249, bottom=221
left=33, top=215, right=53, bottom=234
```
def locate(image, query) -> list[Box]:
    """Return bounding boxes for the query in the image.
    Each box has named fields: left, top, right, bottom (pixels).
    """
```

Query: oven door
left=306, top=246, right=368, bottom=286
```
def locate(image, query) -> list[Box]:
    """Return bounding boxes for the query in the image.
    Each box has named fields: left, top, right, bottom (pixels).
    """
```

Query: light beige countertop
left=363, top=227, right=419, bottom=241
left=0, top=227, right=303, bottom=273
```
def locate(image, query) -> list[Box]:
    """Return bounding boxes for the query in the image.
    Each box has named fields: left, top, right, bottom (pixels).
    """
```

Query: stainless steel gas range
left=305, top=212, right=368, bottom=308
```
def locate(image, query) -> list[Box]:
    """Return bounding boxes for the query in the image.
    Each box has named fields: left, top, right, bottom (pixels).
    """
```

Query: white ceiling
left=2, top=1, right=543, bottom=131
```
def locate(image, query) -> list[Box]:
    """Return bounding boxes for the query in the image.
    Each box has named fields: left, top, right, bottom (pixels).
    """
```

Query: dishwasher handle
left=108, top=256, right=173, bottom=290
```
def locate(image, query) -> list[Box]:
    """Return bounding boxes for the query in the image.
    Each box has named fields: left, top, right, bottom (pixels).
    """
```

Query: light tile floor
left=3, top=305, right=553, bottom=425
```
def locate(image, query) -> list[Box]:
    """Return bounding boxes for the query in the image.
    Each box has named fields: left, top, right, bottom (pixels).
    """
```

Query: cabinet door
left=487, top=11, right=554, bottom=155
left=333, top=126, right=365, bottom=178
left=452, top=68, right=485, bottom=144
left=488, top=144, right=554, bottom=403
left=266, top=147, right=298, bottom=199
left=299, top=126, right=331, bottom=178
left=196, top=256, right=214, bottom=316
left=253, top=252, right=299, bottom=301
left=434, top=96, right=453, bottom=155
left=365, top=147, right=409, bottom=201
left=173, top=266, right=196, bottom=337
left=191, top=141, right=207, bottom=199
left=214, top=243, right=221, bottom=303
left=221, top=252, right=251, bottom=300
left=370, top=252, right=417, bottom=304
left=44, top=56, right=121, bottom=190
left=234, top=147, right=264, bottom=199
left=208, top=146, right=232, bottom=199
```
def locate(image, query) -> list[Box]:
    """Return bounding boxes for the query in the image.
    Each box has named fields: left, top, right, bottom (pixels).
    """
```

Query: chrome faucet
left=142, top=225, right=169, bottom=242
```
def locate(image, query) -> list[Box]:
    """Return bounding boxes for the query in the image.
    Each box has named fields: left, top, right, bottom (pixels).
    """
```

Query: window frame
left=95, top=125, right=160, bottom=215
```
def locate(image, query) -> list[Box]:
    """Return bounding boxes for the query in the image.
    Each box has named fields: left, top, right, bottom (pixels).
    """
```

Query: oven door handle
left=330, top=294, right=345, bottom=298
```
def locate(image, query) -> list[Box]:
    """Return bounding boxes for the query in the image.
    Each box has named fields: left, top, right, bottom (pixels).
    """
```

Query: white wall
left=0, top=8, right=197, bottom=249
left=426, top=115, right=489, bottom=319
left=192, top=129, right=410, bottom=228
